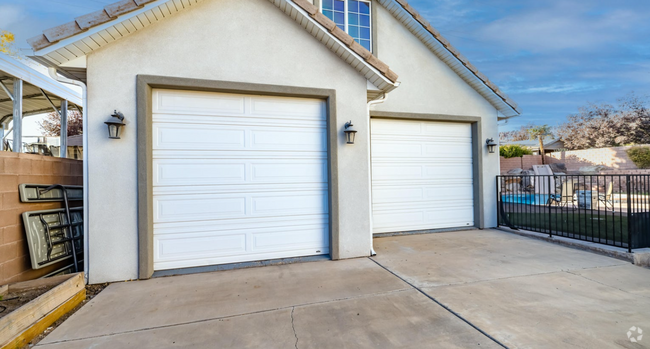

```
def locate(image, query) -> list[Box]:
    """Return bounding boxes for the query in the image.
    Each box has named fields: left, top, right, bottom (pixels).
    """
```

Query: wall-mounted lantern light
left=344, top=121, right=357, bottom=145
left=486, top=138, right=497, bottom=154
left=104, top=110, right=126, bottom=139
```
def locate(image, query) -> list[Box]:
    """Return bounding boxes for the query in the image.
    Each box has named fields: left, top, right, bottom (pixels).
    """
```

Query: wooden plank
left=7, top=274, right=74, bottom=294
left=0, top=273, right=84, bottom=345
left=1, top=290, right=86, bottom=349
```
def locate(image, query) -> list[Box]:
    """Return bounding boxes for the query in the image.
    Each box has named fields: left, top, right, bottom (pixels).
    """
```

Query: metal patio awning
left=0, top=54, right=82, bottom=156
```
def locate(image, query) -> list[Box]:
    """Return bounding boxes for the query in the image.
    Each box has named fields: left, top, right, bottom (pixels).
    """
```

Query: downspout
left=367, top=93, right=387, bottom=256
left=48, top=68, right=89, bottom=285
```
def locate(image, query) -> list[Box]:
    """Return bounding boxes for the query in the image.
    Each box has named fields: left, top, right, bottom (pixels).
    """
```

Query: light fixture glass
left=344, top=121, right=358, bottom=144
left=104, top=111, right=126, bottom=139
left=486, top=138, right=497, bottom=154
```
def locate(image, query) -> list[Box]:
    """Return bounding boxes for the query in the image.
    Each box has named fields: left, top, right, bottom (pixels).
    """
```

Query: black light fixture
left=344, top=121, right=357, bottom=144
left=486, top=138, right=497, bottom=154
left=104, top=110, right=126, bottom=139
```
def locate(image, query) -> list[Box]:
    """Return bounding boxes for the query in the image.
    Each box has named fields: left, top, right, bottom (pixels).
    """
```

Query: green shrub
left=627, top=146, right=650, bottom=169
left=500, top=144, right=533, bottom=158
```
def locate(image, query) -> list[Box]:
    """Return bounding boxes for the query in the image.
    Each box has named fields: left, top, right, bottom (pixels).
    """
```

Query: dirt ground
left=0, top=285, right=57, bottom=320
left=27, top=283, right=108, bottom=348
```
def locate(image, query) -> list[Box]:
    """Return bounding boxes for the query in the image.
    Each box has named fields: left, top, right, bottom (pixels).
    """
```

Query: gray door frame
left=369, top=110, right=486, bottom=230
left=136, top=75, right=340, bottom=279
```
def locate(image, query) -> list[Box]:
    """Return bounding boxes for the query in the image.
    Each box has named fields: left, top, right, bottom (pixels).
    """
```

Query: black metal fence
left=497, top=174, right=650, bottom=252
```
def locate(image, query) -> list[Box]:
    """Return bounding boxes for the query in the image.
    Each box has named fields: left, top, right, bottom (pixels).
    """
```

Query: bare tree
left=500, top=123, right=539, bottom=142
left=557, top=93, right=650, bottom=150
left=38, top=109, right=83, bottom=137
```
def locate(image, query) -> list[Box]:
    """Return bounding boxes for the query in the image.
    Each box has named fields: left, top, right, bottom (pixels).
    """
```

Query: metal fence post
left=548, top=175, right=552, bottom=237
left=496, top=176, right=500, bottom=228
left=627, top=175, right=632, bottom=253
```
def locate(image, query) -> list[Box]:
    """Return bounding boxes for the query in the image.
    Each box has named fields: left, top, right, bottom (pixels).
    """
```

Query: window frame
left=319, top=0, right=373, bottom=52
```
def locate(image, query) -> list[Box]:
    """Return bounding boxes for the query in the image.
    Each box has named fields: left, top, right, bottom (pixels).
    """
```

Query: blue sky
left=1, top=0, right=649, bottom=131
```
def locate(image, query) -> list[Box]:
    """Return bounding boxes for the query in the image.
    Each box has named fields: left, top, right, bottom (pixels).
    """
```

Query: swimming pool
left=501, top=194, right=551, bottom=205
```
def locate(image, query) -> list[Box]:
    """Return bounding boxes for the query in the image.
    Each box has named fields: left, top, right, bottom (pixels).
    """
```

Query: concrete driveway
left=36, top=229, right=650, bottom=348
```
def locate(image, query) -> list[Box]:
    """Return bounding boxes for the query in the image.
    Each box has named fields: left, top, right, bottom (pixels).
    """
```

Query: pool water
left=501, top=194, right=551, bottom=205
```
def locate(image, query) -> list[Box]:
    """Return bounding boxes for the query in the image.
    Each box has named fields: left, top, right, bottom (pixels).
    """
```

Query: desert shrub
left=627, top=146, right=650, bottom=169
left=500, top=144, right=533, bottom=158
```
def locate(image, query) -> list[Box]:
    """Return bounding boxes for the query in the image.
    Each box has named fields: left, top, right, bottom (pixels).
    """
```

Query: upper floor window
left=321, top=0, right=372, bottom=51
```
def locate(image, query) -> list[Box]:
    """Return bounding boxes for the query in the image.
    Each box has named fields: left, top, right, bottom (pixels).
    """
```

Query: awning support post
left=12, top=78, right=22, bottom=153
left=60, top=100, right=68, bottom=158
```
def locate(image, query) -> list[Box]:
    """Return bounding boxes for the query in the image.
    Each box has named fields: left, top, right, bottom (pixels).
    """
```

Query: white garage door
left=152, top=89, right=329, bottom=271
left=371, top=119, right=474, bottom=234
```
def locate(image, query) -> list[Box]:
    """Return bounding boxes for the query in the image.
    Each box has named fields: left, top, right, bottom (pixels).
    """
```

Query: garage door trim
left=369, top=110, right=485, bottom=231
left=136, top=75, right=340, bottom=279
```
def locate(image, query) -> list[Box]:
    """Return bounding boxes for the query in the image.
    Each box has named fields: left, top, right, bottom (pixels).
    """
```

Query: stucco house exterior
left=27, top=0, right=520, bottom=284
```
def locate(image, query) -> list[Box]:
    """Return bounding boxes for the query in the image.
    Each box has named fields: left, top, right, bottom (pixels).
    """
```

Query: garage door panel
left=373, top=184, right=473, bottom=204
left=154, top=226, right=329, bottom=270
left=252, top=226, right=329, bottom=252
left=153, top=159, right=327, bottom=187
left=154, top=190, right=327, bottom=224
left=152, top=89, right=329, bottom=270
left=153, top=124, right=326, bottom=152
left=373, top=207, right=475, bottom=233
left=372, top=118, right=472, bottom=138
left=250, top=96, right=324, bottom=118
left=371, top=119, right=474, bottom=233
left=251, top=161, right=327, bottom=183
left=372, top=163, right=472, bottom=181
left=155, top=195, right=247, bottom=223
left=251, top=129, right=326, bottom=151
left=154, top=161, right=246, bottom=186
left=154, top=124, right=246, bottom=150
left=154, top=89, right=246, bottom=116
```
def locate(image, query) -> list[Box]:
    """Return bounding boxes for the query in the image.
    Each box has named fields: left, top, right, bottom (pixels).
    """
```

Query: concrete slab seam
left=367, top=257, right=510, bottom=349
left=565, top=270, right=650, bottom=300
left=35, top=288, right=414, bottom=346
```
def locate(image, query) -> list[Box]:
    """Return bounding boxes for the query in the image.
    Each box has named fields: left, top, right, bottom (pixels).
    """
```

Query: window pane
left=323, top=10, right=333, bottom=21
left=348, top=13, right=359, bottom=25
left=359, top=1, right=370, bottom=14
left=360, top=27, right=370, bottom=39
left=349, top=25, right=359, bottom=38
left=333, top=0, right=345, bottom=12
left=360, top=14, right=370, bottom=27
left=334, top=11, right=345, bottom=26
left=349, top=0, right=359, bottom=12
left=322, top=0, right=333, bottom=10
left=360, top=39, right=371, bottom=51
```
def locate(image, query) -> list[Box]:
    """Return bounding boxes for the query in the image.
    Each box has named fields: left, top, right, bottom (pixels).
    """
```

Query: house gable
left=28, top=0, right=398, bottom=92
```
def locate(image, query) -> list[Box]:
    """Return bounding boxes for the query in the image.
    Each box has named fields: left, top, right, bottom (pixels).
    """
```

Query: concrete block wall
left=548, top=145, right=646, bottom=171
left=0, top=152, right=83, bottom=285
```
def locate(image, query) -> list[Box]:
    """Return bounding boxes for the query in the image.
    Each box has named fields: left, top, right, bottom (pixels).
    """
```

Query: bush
left=627, top=146, right=650, bottom=169
left=500, top=144, right=533, bottom=158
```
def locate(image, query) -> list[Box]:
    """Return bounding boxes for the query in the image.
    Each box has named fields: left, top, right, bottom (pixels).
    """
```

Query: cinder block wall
left=0, top=152, right=83, bottom=285
left=548, top=145, right=644, bottom=171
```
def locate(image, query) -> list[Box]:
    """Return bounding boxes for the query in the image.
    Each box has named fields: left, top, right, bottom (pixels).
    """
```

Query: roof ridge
left=390, top=0, right=519, bottom=113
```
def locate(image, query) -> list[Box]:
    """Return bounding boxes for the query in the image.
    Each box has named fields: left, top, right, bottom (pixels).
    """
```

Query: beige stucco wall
left=372, top=3, right=501, bottom=227
left=86, top=0, right=372, bottom=283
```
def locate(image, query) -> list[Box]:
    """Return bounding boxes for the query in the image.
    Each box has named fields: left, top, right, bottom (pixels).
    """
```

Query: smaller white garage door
left=152, top=89, right=329, bottom=270
left=371, top=119, right=474, bottom=234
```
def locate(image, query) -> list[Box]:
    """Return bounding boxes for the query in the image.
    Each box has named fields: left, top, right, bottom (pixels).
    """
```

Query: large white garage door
left=371, top=119, right=474, bottom=234
left=152, top=89, right=329, bottom=270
